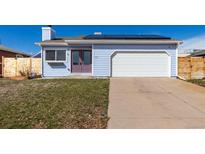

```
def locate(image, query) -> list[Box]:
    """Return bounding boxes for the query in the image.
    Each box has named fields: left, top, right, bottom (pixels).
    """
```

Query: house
left=36, top=26, right=182, bottom=78
left=0, top=45, right=30, bottom=76
left=178, top=49, right=205, bottom=57
left=190, top=50, right=205, bottom=57
left=178, top=53, right=190, bottom=57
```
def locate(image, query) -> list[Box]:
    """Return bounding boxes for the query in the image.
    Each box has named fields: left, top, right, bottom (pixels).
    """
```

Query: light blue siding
left=92, top=44, right=178, bottom=77
left=42, top=46, right=71, bottom=77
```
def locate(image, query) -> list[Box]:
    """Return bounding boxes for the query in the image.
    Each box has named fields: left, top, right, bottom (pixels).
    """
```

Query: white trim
left=45, top=61, right=67, bottom=63
left=65, top=39, right=182, bottom=45
left=175, top=48, right=178, bottom=77
left=91, top=44, right=94, bottom=76
left=36, top=42, right=68, bottom=46
left=168, top=55, right=171, bottom=77
left=37, top=39, right=182, bottom=46
left=43, top=47, right=69, bottom=50
left=40, top=49, right=42, bottom=76
left=69, top=49, right=71, bottom=72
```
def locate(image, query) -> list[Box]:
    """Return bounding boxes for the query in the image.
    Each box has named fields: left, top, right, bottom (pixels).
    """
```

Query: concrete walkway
left=108, top=78, right=205, bottom=128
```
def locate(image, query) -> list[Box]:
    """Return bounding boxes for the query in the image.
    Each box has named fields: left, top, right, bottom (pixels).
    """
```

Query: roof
left=191, top=50, right=205, bottom=56
left=0, top=45, right=31, bottom=56
left=178, top=53, right=190, bottom=57
left=36, top=34, right=182, bottom=46
left=84, top=34, right=171, bottom=40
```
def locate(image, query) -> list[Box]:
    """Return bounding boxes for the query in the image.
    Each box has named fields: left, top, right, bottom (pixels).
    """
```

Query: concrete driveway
left=108, top=78, right=205, bottom=128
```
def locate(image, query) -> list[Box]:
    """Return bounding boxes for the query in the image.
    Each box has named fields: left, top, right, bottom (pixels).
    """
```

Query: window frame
left=45, top=50, right=67, bottom=63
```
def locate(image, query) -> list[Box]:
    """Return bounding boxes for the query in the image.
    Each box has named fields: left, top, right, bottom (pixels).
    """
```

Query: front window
left=73, top=51, right=80, bottom=65
left=83, top=51, right=91, bottom=65
left=56, top=50, right=66, bottom=61
left=45, top=50, right=66, bottom=62
left=46, top=50, right=55, bottom=61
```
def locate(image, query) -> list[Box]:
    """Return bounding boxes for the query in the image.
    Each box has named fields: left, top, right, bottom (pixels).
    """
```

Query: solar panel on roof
left=84, top=35, right=171, bottom=40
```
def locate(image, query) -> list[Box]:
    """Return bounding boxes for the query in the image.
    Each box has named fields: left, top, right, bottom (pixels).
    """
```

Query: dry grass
left=187, top=79, right=205, bottom=88
left=0, top=78, right=109, bottom=128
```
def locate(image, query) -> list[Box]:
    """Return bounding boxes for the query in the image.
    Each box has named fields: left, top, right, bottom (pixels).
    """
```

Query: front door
left=71, top=50, right=92, bottom=73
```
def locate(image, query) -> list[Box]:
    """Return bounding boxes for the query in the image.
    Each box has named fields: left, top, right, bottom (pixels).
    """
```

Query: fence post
left=15, top=58, right=18, bottom=76
left=30, top=58, right=32, bottom=74
left=204, top=57, right=205, bottom=78
left=2, top=56, right=4, bottom=77
left=189, top=57, right=192, bottom=80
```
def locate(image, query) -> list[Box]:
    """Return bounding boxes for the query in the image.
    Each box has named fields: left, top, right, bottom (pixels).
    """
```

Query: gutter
left=35, top=42, right=68, bottom=46
left=65, top=39, right=182, bottom=45
left=36, top=39, right=183, bottom=46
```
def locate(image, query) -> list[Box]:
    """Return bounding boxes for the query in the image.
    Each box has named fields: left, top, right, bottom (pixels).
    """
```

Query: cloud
left=179, top=34, right=205, bottom=53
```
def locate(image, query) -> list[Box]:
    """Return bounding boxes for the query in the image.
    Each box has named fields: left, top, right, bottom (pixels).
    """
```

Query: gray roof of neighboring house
left=191, top=50, right=205, bottom=56
left=0, top=45, right=31, bottom=56
left=36, top=35, right=182, bottom=46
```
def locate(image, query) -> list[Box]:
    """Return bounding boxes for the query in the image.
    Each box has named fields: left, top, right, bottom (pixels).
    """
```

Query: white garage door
left=112, top=52, right=170, bottom=77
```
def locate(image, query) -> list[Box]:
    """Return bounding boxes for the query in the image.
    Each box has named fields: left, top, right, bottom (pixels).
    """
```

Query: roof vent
left=94, top=32, right=102, bottom=35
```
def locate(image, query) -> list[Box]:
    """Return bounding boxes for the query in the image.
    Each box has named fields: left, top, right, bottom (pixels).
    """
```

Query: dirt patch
left=188, top=79, right=205, bottom=88
left=9, top=76, right=28, bottom=81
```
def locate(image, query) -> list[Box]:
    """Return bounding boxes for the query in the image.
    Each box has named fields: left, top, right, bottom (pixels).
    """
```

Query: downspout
left=177, top=41, right=184, bottom=80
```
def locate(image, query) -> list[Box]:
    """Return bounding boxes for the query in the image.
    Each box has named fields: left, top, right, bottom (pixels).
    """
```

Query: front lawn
left=187, top=79, right=205, bottom=88
left=0, top=79, right=109, bottom=128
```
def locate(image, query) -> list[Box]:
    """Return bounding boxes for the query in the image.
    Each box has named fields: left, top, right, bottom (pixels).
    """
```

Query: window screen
left=46, top=50, right=55, bottom=61
left=45, top=50, right=66, bottom=61
left=56, top=50, right=66, bottom=61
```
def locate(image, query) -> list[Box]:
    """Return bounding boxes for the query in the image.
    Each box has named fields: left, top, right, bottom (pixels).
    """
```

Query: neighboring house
left=36, top=26, right=182, bottom=78
left=178, top=49, right=205, bottom=57
left=178, top=53, right=190, bottom=57
left=0, top=45, right=30, bottom=76
left=190, top=50, right=205, bottom=57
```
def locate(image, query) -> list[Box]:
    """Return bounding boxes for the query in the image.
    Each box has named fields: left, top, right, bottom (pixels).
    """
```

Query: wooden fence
left=178, top=57, right=205, bottom=80
left=2, top=57, right=41, bottom=77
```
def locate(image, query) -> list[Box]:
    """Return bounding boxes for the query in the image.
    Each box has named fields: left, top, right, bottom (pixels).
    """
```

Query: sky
left=1, top=25, right=205, bottom=55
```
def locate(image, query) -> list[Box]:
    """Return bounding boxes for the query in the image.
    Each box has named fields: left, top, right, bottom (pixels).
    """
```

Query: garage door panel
left=112, top=52, right=170, bottom=77
left=113, top=68, right=169, bottom=72
left=113, top=61, right=168, bottom=65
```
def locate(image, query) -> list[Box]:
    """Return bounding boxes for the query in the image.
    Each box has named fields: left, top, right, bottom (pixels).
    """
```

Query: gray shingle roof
left=37, top=34, right=182, bottom=46
left=191, top=50, right=205, bottom=56
left=0, top=45, right=31, bottom=56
